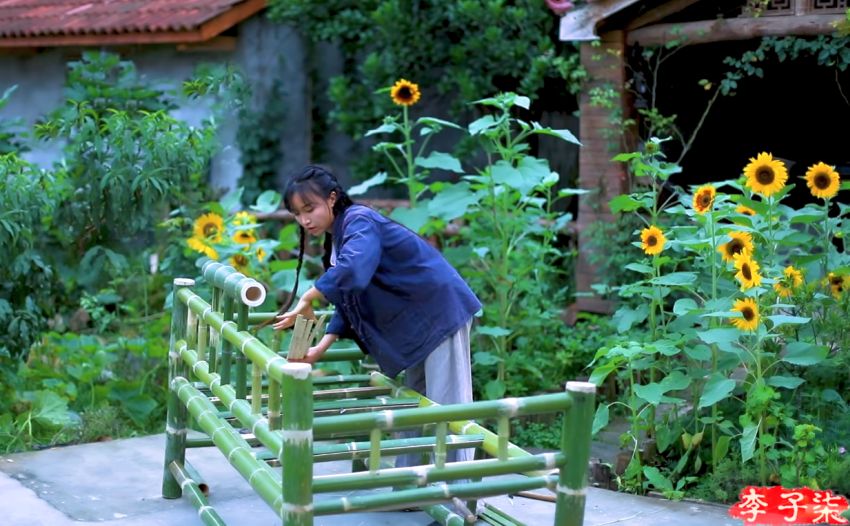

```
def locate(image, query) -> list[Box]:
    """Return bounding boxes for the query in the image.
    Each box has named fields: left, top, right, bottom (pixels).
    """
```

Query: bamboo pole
left=422, top=503, right=468, bottom=526
left=209, top=288, right=220, bottom=372
left=281, top=362, right=313, bottom=526
left=162, top=278, right=193, bottom=499
left=267, top=376, right=281, bottom=429
left=172, top=376, right=282, bottom=508
left=168, top=461, right=225, bottom=526
left=312, top=453, right=565, bottom=493
left=554, top=381, right=596, bottom=526
left=312, top=474, right=559, bottom=515
left=235, top=302, right=249, bottom=399
left=219, top=295, right=234, bottom=385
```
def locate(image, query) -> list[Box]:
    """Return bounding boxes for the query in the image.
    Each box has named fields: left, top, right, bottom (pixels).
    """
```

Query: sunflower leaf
left=415, top=152, right=464, bottom=173
left=650, top=272, right=697, bottom=286
left=766, top=315, right=810, bottom=327
left=782, top=341, right=828, bottom=366
left=348, top=172, right=388, bottom=196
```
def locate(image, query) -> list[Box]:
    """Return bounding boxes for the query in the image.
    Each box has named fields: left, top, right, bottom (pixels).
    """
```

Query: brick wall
left=570, top=30, right=631, bottom=319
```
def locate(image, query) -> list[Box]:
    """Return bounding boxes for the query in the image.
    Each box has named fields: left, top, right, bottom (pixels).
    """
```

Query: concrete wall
left=0, top=14, right=314, bottom=195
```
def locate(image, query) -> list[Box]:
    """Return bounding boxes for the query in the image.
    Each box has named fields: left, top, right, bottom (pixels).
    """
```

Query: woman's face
left=289, top=191, right=337, bottom=236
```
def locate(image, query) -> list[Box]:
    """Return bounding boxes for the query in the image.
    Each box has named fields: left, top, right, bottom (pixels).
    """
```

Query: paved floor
left=0, top=433, right=739, bottom=526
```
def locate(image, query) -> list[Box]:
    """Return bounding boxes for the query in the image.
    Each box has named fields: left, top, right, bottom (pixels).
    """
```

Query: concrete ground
left=0, top=433, right=740, bottom=526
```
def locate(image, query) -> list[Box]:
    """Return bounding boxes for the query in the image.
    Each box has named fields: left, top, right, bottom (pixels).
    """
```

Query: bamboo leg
left=554, top=382, right=595, bottom=526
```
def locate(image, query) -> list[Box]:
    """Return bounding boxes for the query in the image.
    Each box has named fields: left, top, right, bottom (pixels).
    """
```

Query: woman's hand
left=272, top=286, right=326, bottom=331
left=272, top=298, right=315, bottom=330
left=286, top=334, right=338, bottom=365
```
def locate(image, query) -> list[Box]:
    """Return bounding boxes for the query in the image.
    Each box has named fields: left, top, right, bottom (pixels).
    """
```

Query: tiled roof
left=0, top=0, right=265, bottom=46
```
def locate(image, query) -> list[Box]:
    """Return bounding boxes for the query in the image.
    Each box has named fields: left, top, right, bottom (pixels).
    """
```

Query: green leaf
left=348, top=172, right=388, bottom=196
left=609, top=194, right=643, bottom=213
left=650, top=272, right=697, bottom=286
left=592, top=404, right=609, bottom=435
left=740, top=423, right=758, bottom=463
left=782, top=341, right=828, bottom=366
left=684, top=344, right=712, bottom=361
left=673, top=298, right=698, bottom=315
left=473, top=351, right=501, bottom=366
left=427, top=182, right=480, bottom=220
left=530, top=123, right=581, bottom=146
left=557, top=187, right=592, bottom=197
left=697, top=328, right=740, bottom=345
left=643, top=466, right=674, bottom=492
left=389, top=205, right=431, bottom=234
left=697, top=375, right=736, bottom=409
left=484, top=379, right=506, bottom=400
left=30, top=390, right=71, bottom=429
left=250, top=190, right=281, bottom=214
left=476, top=325, right=512, bottom=337
left=612, top=304, right=649, bottom=333
left=766, top=315, right=811, bottom=327
left=415, top=152, right=464, bottom=174
left=625, top=263, right=653, bottom=274
left=365, top=122, right=399, bottom=136
left=468, top=115, right=498, bottom=135
left=766, top=375, right=805, bottom=389
left=416, top=117, right=462, bottom=132
left=714, top=435, right=731, bottom=463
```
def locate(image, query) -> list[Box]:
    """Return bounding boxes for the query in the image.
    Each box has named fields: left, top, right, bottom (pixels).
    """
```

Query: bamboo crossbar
left=162, top=273, right=596, bottom=526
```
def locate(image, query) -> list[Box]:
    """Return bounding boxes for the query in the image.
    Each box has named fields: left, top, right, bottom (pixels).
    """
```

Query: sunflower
left=193, top=213, right=224, bottom=243
left=229, top=253, right=250, bottom=274
left=390, top=79, right=421, bottom=107
left=730, top=297, right=760, bottom=332
left=828, top=272, right=846, bottom=299
left=718, top=231, right=754, bottom=263
left=743, top=152, right=788, bottom=197
left=773, top=265, right=803, bottom=298
left=256, top=246, right=267, bottom=262
left=692, top=184, right=716, bottom=215
left=804, top=162, right=840, bottom=200
left=233, top=211, right=257, bottom=226
left=187, top=237, right=219, bottom=260
left=640, top=225, right=666, bottom=255
left=233, top=230, right=257, bottom=244
left=735, top=204, right=756, bottom=216
left=733, top=252, right=762, bottom=290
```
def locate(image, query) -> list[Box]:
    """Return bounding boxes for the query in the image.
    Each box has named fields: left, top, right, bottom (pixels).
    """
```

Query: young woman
left=272, top=165, right=481, bottom=461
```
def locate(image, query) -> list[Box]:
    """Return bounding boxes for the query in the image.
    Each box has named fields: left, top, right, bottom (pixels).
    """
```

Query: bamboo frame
left=162, top=264, right=596, bottom=526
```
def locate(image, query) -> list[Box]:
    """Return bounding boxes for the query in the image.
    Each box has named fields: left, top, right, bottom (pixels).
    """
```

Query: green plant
left=268, top=0, right=585, bottom=179
left=236, top=81, right=287, bottom=206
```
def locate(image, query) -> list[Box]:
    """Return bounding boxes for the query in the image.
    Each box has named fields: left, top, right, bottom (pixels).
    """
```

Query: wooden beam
left=198, top=0, right=267, bottom=41
left=177, top=36, right=238, bottom=53
left=625, top=0, right=703, bottom=31
left=559, top=0, right=641, bottom=41
left=627, top=14, right=845, bottom=46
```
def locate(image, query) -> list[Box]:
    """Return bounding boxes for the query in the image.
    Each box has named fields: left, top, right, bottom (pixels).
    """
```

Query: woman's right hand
left=272, top=298, right=316, bottom=330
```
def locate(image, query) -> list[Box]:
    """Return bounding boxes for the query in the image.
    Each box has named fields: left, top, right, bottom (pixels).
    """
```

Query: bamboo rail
left=161, top=266, right=596, bottom=526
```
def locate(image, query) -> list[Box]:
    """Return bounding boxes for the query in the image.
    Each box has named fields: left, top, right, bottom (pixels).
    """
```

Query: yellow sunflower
left=804, top=162, right=840, bottom=199
left=233, top=211, right=257, bottom=226
left=256, top=246, right=267, bottom=262
left=773, top=265, right=803, bottom=298
left=735, top=204, right=756, bottom=216
left=229, top=253, right=250, bottom=274
left=193, top=213, right=224, bottom=243
left=828, top=272, right=846, bottom=299
left=730, top=297, right=760, bottom=332
left=390, top=79, right=421, bottom=107
left=692, top=184, right=716, bottom=215
left=640, top=225, right=666, bottom=255
left=186, top=237, right=219, bottom=260
left=718, top=231, right=754, bottom=263
left=733, top=252, right=762, bottom=290
left=743, top=152, right=788, bottom=197
left=233, top=230, right=257, bottom=244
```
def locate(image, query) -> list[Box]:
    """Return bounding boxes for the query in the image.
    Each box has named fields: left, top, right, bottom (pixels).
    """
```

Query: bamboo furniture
left=162, top=261, right=596, bottom=525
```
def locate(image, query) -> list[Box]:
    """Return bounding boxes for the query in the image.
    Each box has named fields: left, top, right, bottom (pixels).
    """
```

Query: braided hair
left=280, top=165, right=354, bottom=312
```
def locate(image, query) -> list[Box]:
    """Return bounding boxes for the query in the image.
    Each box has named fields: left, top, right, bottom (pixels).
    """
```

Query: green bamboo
left=177, top=344, right=283, bottom=457
left=162, top=278, right=194, bottom=499
left=311, top=434, right=485, bottom=462
left=481, top=502, right=527, bottom=526
left=235, top=302, right=249, bottom=399
left=268, top=376, right=281, bottom=429
left=435, top=422, right=447, bottom=468
left=291, top=347, right=364, bottom=362
left=369, top=373, right=542, bottom=468
left=219, top=295, right=234, bottom=385
left=252, top=363, right=264, bottom=415
left=313, top=474, right=558, bottom=515
left=422, top=503, right=467, bottom=526
left=311, top=374, right=371, bottom=385
left=172, top=377, right=282, bottom=507
left=197, top=317, right=208, bottom=364
left=208, top=288, right=220, bottom=372
left=281, top=362, right=314, bottom=526
left=168, top=461, right=225, bottom=526
left=554, top=381, right=596, bottom=526
left=497, top=416, right=510, bottom=461
left=198, top=258, right=266, bottom=307
left=312, top=453, right=565, bottom=493
left=369, top=428, right=382, bottom=473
